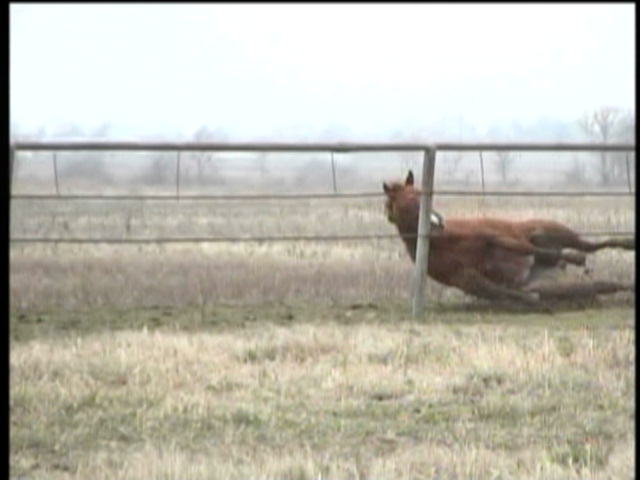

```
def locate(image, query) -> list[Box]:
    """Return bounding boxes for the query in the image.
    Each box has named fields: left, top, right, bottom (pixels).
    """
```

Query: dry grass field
left=10, top=190, right=635, bottom=479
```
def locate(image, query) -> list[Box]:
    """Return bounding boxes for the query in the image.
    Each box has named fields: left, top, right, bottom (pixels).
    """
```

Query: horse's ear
left=383, top=182, right=390, bottom=194
left=406, top=170, right=414, bottom=186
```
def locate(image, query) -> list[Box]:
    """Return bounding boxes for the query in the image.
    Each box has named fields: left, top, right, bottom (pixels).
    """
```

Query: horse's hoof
left=523, top=291, right=541, bottom=305
left=566, top=251, right=587, bottom=266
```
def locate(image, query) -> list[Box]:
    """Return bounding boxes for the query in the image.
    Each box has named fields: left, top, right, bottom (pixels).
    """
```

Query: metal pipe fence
left=9, top=140, right=638, bottom=152
left=10, top=190, right=635, bottom=201
left=9, top=230, right=632, bottom=245
left=10, top=140, right=636, bottom=317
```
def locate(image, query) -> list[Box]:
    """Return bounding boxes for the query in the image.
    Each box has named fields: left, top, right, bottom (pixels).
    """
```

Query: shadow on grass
left=10, top=293, right=635, bottom=344
left=432, top=294, right=635, bottom=315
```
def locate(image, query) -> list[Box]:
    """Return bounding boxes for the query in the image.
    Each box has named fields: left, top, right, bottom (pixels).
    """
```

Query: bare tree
left=52, top=122, right=112, bottom=184
left=394, top=129, right=423, bottom=174
left=10, top=123, right=44, bottom=180
left=578, top=106, right=633, bottom=185
left=443, top=153, right=463, bottom=181
left=564, top=156, right=588, bottom=187
left=90, top=122, right=112, bottom=138
left=614, top=111, right=635, bottom=188
left=494, top=151, right=515, bottom=184
left=190, top=126, right=225, bottom=185
left=52, top=122, right=84, bottom=138
left=141, top=155, right=174, bottom=186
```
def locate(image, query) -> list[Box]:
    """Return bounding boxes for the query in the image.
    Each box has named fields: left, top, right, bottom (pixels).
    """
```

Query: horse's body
left=383, top=171, right=635, bottom=306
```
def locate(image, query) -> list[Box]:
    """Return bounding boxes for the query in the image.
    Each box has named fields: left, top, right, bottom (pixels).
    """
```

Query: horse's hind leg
left=595, top=237, right=635, bottom=251
left=533, top=249, right=586, bottom=268
left=487, top=234, right=586, bottom=268
left=453, top=268, right=541, bottom=307
left=531, top=231, right=635, bottom=253
left=525, top=280, right=634, bottom=302
left=567, top=237, right=635, bottom=253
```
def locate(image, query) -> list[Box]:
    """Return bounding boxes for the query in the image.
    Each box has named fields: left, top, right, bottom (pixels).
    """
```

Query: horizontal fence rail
left=9, top=231, right=634, bottom=245
left=10, top=140, right=637, bottom=152
left=10, top=190, right=635, bottom=201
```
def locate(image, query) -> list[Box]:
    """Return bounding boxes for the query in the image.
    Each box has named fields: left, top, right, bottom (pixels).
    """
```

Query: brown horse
left=383, top=170, right=635, bottom=306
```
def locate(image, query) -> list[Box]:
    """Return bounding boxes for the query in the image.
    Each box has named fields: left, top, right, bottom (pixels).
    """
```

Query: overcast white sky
left=10, top=3, right=635, bottom=138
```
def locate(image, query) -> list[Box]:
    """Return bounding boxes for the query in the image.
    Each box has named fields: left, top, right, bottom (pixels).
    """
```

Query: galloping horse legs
left=530, top=232, right=636, bottom=253
left=486, top=234, right=586, bottom=267
left=524, top=280, right=634, bottom=302
left=452, top=268, right=542, bottom=307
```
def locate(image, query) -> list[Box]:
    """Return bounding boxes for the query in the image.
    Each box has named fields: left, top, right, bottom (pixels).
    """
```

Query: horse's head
left=382, top=170, right=445, bottom=231
left=382, top=170, right=415, bottom=224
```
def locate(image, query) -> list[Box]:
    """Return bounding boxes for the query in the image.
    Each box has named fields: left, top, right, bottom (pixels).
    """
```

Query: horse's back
left=444, top=216, right=578, bottom=236
left=441, top=217, right=521, bottom=236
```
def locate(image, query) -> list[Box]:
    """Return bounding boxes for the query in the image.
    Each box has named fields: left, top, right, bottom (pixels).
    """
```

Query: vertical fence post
left=330, top=151, right=338, bottom=193
left=10, top=146, right=16, bottom=197
left=625, top=153, right=633, bottom=193
left=53, top=153, right=60, bottom=196
left=176, top=151, right=181, bottom=200
left=478, top=151, right=486, bottom=194
left=412, top=147, right=437, bottom=318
